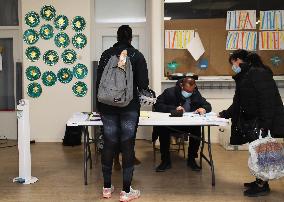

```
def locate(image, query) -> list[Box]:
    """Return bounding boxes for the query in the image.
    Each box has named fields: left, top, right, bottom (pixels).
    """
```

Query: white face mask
left=232, top=64, right=241, bottom=74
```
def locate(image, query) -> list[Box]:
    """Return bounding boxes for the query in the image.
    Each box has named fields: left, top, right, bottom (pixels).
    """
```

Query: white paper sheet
left=186, top=32, right=205, bottom=61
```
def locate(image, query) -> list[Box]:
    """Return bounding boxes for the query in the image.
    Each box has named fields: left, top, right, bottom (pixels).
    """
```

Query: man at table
left=153, top=77, right=212, bottom=172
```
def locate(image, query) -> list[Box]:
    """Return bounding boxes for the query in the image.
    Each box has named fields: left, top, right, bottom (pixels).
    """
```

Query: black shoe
left=156, top=161, right=171, bottom=172
left=187, top=158, right=201, bottom=171
left=244, top=182, right=270, bottom=197
left=244, top=179, right=262, bottom=188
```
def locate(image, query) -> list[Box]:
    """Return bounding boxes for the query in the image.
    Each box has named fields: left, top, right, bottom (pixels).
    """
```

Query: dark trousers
left=157, top=126, right=201, bottom=162
left=101, top=111, right=139, bottom=192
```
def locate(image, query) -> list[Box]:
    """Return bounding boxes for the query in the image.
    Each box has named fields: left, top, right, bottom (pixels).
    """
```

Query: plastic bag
left=248, top=130, right=284, bottom=181
left=138, top=88, right=157, bottom=106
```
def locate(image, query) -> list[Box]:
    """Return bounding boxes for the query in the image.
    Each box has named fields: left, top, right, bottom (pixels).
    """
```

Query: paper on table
left=140, top=111, right=150, bottom=118
left=186, top=32, right=205, bottom=61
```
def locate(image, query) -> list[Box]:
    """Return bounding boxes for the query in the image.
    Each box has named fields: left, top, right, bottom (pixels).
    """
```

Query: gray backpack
left=98, top=55, right=133, bottom=107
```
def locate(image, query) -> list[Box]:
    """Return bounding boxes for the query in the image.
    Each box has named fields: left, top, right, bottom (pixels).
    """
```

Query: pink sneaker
left=120, top=187, right=140, bottom=202
left=103, top=185, right=114, bottom=199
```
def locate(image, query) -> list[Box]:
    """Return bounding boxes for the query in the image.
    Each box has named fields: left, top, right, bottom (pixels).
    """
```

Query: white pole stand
left=13, top=99, right=38, bottom=184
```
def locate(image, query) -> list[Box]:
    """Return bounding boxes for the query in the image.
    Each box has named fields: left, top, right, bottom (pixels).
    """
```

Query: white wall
left=22, top=0, right=92, bottom=142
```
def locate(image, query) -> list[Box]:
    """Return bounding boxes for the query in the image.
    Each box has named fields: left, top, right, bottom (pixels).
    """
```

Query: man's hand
left=195, top=108, right=206, bottom=115
left=176, top=106, right=185, bottom=113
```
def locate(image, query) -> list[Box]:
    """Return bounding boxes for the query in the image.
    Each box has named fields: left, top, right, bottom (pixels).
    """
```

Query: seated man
left=153, top=77, right=212, bottom=172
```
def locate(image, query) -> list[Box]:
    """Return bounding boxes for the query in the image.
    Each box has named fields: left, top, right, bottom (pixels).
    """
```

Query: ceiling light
left=165, top=0, right=192, bottom=3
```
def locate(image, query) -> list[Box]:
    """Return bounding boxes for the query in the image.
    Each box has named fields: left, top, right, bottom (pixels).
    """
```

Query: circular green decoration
left=54, top=15, right=69, bottom=31
left=26, top=66, right=41, bottom=81
left=25, top=46, right=41, bottom=62
left=42, top=71, right=57, bottom=86
left=40, top=5, right=56, bottom=21
left=72, top=16, right=86, bottom=32
left=27, top=82, right=42, bottom=98
left=43, top=50, right=59, bottom=66
left=23, top=29, right=39, bottom=45
left=72, top=33, right=87, bottom=49
left=54, top=32, right=70, bottom=48
left=62, top=49, right=77, bottom=64
left=25, top=11, right=40, bottom=27
left=57, top=68, right=73, bottom=84
left=73, top=63, right=88, bottom=79
left=39, top=24, right=54, bottom=40
left=72, top=81, right=87, bottom=97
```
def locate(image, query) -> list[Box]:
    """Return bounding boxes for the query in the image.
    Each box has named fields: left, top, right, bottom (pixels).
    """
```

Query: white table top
left=67, top=111, right=229, bottom=127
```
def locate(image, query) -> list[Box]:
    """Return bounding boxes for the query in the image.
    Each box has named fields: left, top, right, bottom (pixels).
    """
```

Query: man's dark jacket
left=152, top=80, right=212, bottom=141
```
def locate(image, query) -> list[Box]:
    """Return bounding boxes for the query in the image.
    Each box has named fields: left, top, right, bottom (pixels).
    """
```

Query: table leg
left=86, top=128, right=92, bottom=169
left=199, top=126, right=205, bottom=169
left=83, top=126, right=88, bottom=185
left=207, top=126, right=215, bottom=186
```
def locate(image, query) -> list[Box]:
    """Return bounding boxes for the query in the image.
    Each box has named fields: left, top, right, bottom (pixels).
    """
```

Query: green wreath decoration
left=57, top=68, right=73, bottom=84
left=39, top=24, right=54, bottom=40
left=72, top=33, right=87, bottom=49
left=25, top=11, right=40, bottom=27
left=61, top=49, right=77, bottom=64
left=42, top=71, right=57, bottom=86
left=26, top=66, right=41, bottom=81
left=23, top=29, right=39, bottom=45
left=43, top=50, right=59, bottom=66
left=54, top=32, right=70, bottom=48
left=54, top=15, right=69, bottom=31
left=27, top=82, right=42, bottom=98
left=73, top=63, right=88, bottom=79
left=72, top=81, right=88, bottom=97
left=71, top=16, right=86, bottom=32
left=40, top=5, right=56, bottom=21
left=25, top=46, right=41, bottom=62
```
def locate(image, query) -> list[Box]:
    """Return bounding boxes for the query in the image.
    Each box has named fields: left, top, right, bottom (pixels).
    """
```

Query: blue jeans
left=101, top=111, right=139, bottom=192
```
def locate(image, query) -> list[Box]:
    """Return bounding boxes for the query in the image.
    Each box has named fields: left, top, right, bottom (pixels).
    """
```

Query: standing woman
left=97, top=25, right=149, bottom=201
left=219, top=49, right=284, bottom=197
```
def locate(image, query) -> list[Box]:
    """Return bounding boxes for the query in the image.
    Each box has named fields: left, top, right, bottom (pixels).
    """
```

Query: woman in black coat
left=219, top=49, right=284, bottom=197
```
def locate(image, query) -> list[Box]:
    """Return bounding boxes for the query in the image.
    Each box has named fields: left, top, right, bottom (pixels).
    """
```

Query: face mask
left=181, top=90, right=192, bottom=98
left=232, top=65, right=241, bottom=74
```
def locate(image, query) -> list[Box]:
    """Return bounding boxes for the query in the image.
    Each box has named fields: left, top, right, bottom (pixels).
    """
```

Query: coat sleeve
left=134, top=51, right=149, bottom=90
left=251, top=69, right=275, bottom=129
left=219, top=88, right=239, bottom=119
left=198, top=95, right=212, bottom=113
left=154, top=89, right=177, bottom=113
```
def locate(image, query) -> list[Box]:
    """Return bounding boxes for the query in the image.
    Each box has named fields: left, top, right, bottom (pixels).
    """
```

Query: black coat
left=152, top=81, right=212, bottom=141
left=219, top=64, right=284, bottom=145
left=96, top=42, right=149, bottom=114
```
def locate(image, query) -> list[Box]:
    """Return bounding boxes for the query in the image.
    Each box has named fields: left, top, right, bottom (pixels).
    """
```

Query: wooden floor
left=0, top=140, right=283, bottom=202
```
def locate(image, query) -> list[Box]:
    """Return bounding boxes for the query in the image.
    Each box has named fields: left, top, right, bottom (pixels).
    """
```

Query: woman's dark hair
left=229, top=49, right=271, bottom=71
left=117, top=25, right=132, bottom=43
left=228, top=49, right=249, bottom=64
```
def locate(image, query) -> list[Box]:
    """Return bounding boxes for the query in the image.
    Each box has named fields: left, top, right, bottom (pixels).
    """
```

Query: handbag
left=232, top=108, right=259, bottom=144
left=248, top=130, right=284, bottom=181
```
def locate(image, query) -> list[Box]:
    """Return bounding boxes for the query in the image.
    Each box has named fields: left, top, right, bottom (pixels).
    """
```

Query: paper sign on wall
left=226, top=31, right=257, bottom=51
left=259, top=31, right=284, bottom=50
left=186, top=32, right=205, bottom=61
left=260, top=10, right=284, bottom=30
left=165, top=30, right=194, bottom=49
left=226, top=10, right=256, bottom=30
